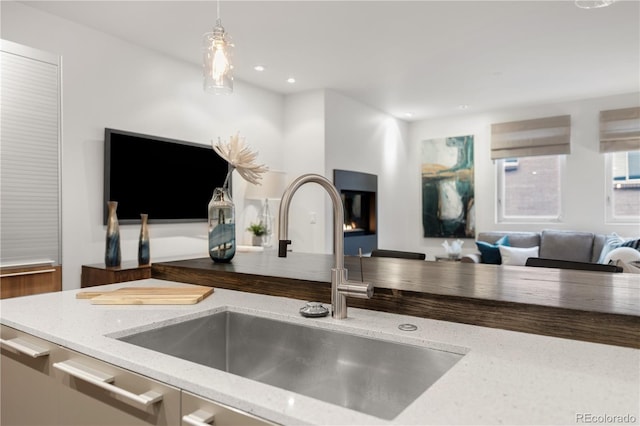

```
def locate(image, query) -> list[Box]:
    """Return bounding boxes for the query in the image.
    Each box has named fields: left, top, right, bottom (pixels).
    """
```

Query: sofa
left=461, top=230, right=609, bottom=265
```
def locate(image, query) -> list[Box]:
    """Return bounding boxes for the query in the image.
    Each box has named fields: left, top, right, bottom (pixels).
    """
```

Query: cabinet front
left=1, top=41, right=62, bottom=289
left=52, top=348, right=180, bottom=425
left=1, top=325, right=59, bottom=426
left=181, top=391, right=275, bottom=426
left=1, top=325, right=181, bottom=426
left=0, top=264, right=62, bottom=299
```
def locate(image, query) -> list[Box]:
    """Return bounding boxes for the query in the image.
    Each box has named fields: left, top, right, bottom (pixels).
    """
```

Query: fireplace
left=341, top=190, right=376, bottom=236
left=334, top=169, right=378, bottom=255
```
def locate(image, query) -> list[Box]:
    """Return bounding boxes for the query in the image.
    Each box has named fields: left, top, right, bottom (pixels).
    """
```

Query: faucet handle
left=278, top=240, right=291, bottom=257
left=338, top=280, right=374, bottom=299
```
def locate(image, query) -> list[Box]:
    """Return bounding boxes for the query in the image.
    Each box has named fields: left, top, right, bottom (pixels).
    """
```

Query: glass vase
left=105, top=201, right=121, bottom=267
left=208, top=187, right=235, bottom=262
left=138, top=213, right=150, bottom=266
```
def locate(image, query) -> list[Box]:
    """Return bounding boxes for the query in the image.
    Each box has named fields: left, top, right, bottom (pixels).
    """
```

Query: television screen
left=104, top=128, right=230, bottom=225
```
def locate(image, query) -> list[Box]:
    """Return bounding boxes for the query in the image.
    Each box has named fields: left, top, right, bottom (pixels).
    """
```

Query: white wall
left=1, top=1, right=285, bottom=290
left=279, top=89, right=411, bottom=257
left=281, top=90, right=327, bottom=254
left=408, top=92, right=640, bottom=259
left=324, top=90, right=410, bottom=254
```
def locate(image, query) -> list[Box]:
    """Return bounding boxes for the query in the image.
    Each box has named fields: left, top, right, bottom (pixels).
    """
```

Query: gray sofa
left=461, top=229, right=607, bottom=264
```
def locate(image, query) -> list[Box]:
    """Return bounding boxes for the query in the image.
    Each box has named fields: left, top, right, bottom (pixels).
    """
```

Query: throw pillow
left=620, top=238, right=640, bottom=250
left=603, top=247, right=640, bottom=266
left=476, top=235, right=510, bottom=264
left=598, top=234, right=640, bottom=264
left=597, top=233, right=626, bottom=264
left=499, top=245, right=539, bottom=266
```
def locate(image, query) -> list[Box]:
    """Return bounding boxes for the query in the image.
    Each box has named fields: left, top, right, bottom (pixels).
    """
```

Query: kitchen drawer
left=181, top=390, right=275, bottom=426
left=0, top=264, right=62, bottom=299
left=1, top=325, right=59, bottom=426
left=52, top=347, right=181, bottom=425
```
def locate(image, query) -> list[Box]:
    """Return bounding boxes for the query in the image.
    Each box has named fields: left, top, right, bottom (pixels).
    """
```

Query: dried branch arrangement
left=212, top=132, right=268, bottom=186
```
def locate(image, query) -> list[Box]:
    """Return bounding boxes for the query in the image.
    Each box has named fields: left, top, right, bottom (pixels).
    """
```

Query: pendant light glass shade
left=575, top=0, right=618, bottom=9
left=203, top=19, right=233, bottom=94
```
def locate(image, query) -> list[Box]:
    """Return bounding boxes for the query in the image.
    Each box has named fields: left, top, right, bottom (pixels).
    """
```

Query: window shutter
left=599, top=106, right=640, bottom=153
left=0, top=40, right=61, bottom=266
left=491, top=115, right=571, bottom=160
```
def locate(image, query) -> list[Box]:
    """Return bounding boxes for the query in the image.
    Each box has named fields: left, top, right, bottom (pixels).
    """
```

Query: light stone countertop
left=1, top=279, right=639, bottom=425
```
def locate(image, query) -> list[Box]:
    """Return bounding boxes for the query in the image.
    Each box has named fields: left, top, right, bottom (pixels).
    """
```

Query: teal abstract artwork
left=421, top=135, right=475, bottom=238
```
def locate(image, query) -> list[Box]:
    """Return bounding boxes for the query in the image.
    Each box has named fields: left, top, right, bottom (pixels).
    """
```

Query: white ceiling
left=23, top=0, right=640, bottom=120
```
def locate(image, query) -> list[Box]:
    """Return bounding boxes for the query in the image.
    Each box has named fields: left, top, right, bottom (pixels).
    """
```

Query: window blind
left=599, top=106, right=640, bottom=153
left=491, top=115, right=571, bottom=160
left=1, top=40, right=61, bottom=266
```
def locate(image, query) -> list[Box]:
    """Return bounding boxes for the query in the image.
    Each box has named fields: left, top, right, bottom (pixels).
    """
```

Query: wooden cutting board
left=76, top=286, right=213, bottom=305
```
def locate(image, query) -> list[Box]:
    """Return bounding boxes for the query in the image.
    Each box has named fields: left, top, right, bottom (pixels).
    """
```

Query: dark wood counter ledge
left=152, top=252, right=640, bottom=349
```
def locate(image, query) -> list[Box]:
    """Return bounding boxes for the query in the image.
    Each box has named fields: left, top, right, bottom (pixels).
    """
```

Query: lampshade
left=575, top=0, right=618, bottom=8
left=245, top=171, right=287, bottom=200
left=203, top=3, right=233, bottom=95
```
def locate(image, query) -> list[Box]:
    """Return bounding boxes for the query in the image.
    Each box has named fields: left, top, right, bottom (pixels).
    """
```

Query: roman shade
left=599, top=106, right=640, bottom=153
left=491, top=115, right=571, bottom=160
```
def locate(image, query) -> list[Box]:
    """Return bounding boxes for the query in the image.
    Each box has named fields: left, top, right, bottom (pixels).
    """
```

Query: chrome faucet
left=278, top=174, right=374, bottom=319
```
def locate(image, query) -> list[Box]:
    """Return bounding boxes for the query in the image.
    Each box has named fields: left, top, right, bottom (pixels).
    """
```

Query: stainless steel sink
left=117, top=310, right=464, bottom=420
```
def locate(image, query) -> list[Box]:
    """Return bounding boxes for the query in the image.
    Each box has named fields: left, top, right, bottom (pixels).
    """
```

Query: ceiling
left=23, top=0, right=640, bottom=121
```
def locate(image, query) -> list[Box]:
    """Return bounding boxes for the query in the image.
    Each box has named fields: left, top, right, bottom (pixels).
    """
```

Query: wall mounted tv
left=104, top=128, right=230, bottom=225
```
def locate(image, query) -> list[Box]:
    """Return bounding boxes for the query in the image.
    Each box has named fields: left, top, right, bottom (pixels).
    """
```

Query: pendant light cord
left=217, top=0, right=221, bottom=20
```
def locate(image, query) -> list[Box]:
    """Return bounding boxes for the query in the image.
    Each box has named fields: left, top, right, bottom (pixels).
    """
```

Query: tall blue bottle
left=138, top=213, right=150, bottom=266
left=105, top=201, right=121, bottom=267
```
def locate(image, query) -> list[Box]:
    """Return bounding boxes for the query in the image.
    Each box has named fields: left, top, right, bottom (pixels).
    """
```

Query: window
left=497, top=155, right=563, bottom=222
left=491, top=114, right=570, bottom=223
left=606, top=150, right=640, bottom=221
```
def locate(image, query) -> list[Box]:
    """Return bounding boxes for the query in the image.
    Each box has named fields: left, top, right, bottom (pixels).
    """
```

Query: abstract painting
left=421, top=135, right=475, bottom=238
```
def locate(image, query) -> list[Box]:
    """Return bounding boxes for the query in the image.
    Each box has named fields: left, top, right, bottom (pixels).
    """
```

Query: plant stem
left=222, top=167, right=235, bottom=191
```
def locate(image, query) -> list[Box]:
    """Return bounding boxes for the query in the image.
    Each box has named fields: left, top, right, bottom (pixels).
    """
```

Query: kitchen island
left=152, top=252, right=640, bottom=348
left=1, top=279, right=638, bottom=425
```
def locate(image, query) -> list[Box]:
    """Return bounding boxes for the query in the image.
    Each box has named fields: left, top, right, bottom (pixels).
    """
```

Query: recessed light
left=404, top=112, right=414, bottom=118
left=254, top=65, right=265, bottom=72
left=458, top=104, right=470, bottom=110
left=287, top=77, right=296, bottom=84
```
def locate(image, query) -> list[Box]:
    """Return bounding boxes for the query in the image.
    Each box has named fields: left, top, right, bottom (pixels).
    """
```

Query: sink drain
left=299, top=302, right=330, bottom=318
left=398, top=323, right=418, bottom=331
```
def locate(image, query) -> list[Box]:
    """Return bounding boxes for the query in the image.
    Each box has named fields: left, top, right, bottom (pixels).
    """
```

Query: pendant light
left=203, top=0, right=233, bottom=94
left=575, top=0, right=618, bottom=9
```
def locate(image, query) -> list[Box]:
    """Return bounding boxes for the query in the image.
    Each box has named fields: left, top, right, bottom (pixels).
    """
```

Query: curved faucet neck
left=278, top=174, right=344, bottom=270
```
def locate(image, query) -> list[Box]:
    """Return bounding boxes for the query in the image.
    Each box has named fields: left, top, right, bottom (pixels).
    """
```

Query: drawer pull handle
left=53, top=360, right=163, bottom=406
left=182, top=409, right=215, bottom=426
left=0, top=268, right=56, bottom=278
left=0, top=337, right=50, bottom=358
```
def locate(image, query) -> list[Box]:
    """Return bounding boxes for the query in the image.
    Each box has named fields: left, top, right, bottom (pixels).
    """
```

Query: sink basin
left=117, top=310, right=464, bottom=420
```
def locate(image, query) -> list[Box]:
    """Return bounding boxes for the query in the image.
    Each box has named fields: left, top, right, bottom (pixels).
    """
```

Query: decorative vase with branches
left=208, top=132, right=268, bottom=261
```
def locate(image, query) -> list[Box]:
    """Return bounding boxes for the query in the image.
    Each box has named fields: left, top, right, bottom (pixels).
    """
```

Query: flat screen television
left=104, top=128, right=230, bottom=225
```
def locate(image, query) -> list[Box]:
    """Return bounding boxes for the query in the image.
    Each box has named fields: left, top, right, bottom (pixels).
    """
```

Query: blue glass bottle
left=138, top=213, right=150, bottom=266
left=105, top=201, right=121, bottom=267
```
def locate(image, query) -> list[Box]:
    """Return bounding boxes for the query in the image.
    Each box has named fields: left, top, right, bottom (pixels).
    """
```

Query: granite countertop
left=1, top=279, right=639, bottom=425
